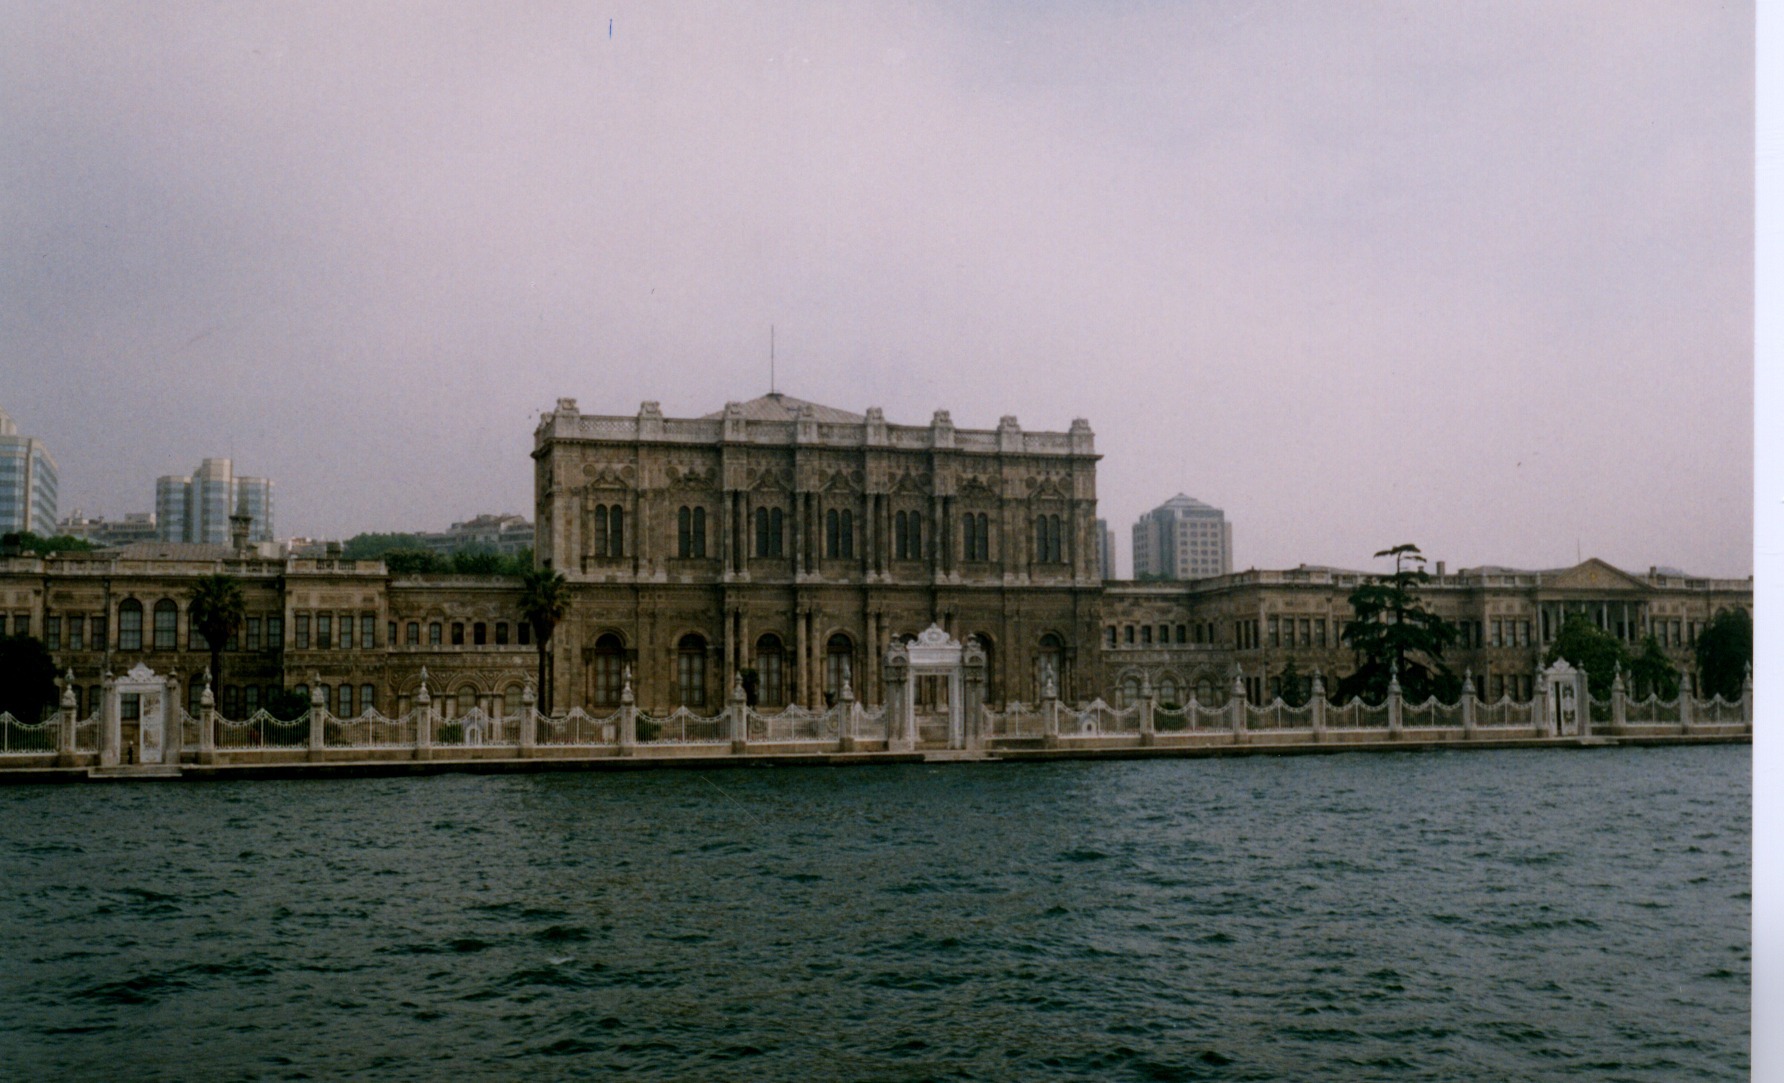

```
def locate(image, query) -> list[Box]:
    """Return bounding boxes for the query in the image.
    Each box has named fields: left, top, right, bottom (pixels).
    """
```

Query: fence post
left=58, top=669, right=78, bottom=767
left=1610, top=665, right=1626, bottom=735
left=1138, top=673, right=1156, bottom=747
left=730, top=671, right=749, bottom=754
left=618, top=666, right=637, bottom=755
left=1742, top=662, right=1753, bottom=732
left=1459, top=669, right=1476, bottom=740
left=519, top=680, right=537, bottom=757
left=1532, top=668, right=1550, bottom=738
left=1386, top=664, right=1403, bottom=739
left=1040, top=664, right=1060, bottom=749
left=838, top=670, right=858, bottom=753
left=1679, top=672, right=1694, bottom=734
left=1313, top=670, right=1327, bottom=745
left=307, top=676, right=326, bottom=762
left=100, top=671, right=119, bottom=768
left=1229, top=669, right=1247, bottom=740
left=414, top=668, right=433, bottom=761
left=199, top=670, right=217, bottom=763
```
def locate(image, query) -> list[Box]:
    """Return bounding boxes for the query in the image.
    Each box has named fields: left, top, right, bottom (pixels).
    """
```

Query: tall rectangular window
left=337, top=684, right=353, bottom=717
left=495, top=622, right=509, bottom=645
left=295, top=615, right=310, bottom=650
left=339, top=615, right=352, bottom=649
left=154, top=604, right=177, bottom=651
left=316, top=614, right=332, bottom=650
left=44, top=616, right=60, bottom=650
left=429, top=622, right=442, bottom=645
left=451, top=622, right=465, bottom=646
left=267, top=616, right=282, bottom=648
left=246, top=617, right=261, bottom=651
left=407, top=621, right=420, bottom=645
left=1268, top=617, right=1279, bottom=648
left=69, top=615, right=84, bottom=651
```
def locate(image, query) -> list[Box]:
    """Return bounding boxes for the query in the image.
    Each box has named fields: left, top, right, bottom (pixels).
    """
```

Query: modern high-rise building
left=1131, top=494, right=1231, bottom=580
left=0, top=407, right=58, bottom=535
left=156, top=459, right=274, bottom=544
left=1095, top=518, right=1115, bottom=580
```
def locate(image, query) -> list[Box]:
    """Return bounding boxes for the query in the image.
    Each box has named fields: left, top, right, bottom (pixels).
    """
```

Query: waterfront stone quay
left=0, top=628, right=1752, bottom=782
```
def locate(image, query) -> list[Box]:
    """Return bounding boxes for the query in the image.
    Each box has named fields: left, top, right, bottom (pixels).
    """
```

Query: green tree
left=1694, top=608, right=1752, bottom=701
left=1626, top=634, right=1681, bottom=701
left=341, top=532, right=429, bottom=559
left=1544, top=613, right=1630, bottom=699
left=384, top=548, right=449, bottom=575
left=449, top=549, right=506, bottom=574
left=264, top=687, right=311, bottom=722
left=518, top=567, right=571, bottom=714
left=1276, top=659, right=1310, bottom=707
left=1337, top=544, right=1460, bottom=704
left=188, top=574, right=246, bottom=699
left=0, top=634, right=58, bottom=722
left=3, top=531, right=97, bottom=556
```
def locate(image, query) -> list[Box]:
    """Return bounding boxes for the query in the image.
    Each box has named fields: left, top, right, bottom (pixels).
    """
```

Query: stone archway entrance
left=1541, top=658, right=1589, bottom=737
left=103, top=663, right=180, bottom=768
left=883, top=625, right=985, bottom=751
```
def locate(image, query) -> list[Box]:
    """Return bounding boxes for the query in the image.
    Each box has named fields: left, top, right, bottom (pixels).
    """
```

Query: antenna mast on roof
left=770, top=324, right=776, bottom=395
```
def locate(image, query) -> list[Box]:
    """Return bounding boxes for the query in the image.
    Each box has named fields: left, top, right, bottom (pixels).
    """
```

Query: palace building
left=0, top=393, right=1752, bottom=722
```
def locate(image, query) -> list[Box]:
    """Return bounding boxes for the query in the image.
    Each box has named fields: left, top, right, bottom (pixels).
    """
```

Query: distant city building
left=1132, top=494, right=1231, bottom=580
left=156, top=459, right=273, bottom=545
left=0, top=407, right=59, bottom=535
left=421, top=513, right=534, bottom=556
left=58, top=511, right=159, bottom=548
left=1095, top=518, right=1115, bottom=581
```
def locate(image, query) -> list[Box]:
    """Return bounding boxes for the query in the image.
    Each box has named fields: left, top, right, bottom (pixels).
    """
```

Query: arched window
left=1120, top=676, right=1140, bottom=709
left=825, top=633, right=853, bottom=703
left=1036, top=632, right=1064, bottom=698
left=677, top=634, right=707, bottom=707
left=825, top=509, right=840, bottom=558
left=1195, top=678, right=1214, bottom=703
left=963, top=513, right=977, bottom=562
left=754, top=507, right=785, bottom=557
left=678, top=506, right=706, bottom=558
left=895, top=511, right=908, bottom=559
left=840, top=510, right=853, bottom=558
left=594, top=504, right=624, bottom=557
left=1159, top=677, right=1179, bottom=706
left=593, top=633, right=626, bottom=707
left=153, top=599, right=178, bottom=651
left=361, top=685, right=377, bottom=714
left=756, top=634, right=785, bottom=707
left=1050, top=515, right=1063, bottom=563
left=119, top=599, right=143, bottom=651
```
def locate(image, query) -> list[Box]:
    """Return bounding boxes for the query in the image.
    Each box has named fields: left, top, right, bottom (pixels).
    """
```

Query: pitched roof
left=701, top=393, right=865, bottom=424
left=100, top=542, right=236, bottom=561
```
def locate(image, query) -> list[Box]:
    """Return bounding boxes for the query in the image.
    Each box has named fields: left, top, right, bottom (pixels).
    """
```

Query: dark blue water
left=0, top=747, right=1748, bottom=1081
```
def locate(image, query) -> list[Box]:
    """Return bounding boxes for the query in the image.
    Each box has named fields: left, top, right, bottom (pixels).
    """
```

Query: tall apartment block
left=156, top=458, right=274, bottom=544
left=1095, top=518, right=1115, bottom=580
left=0, top=407, right=58, bottom=535
left=1131, top=494, right=1231, bottom=580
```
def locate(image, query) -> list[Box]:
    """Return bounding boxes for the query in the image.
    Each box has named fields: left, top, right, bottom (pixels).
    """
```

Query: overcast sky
left=0, top=1, right=1754, bottom=578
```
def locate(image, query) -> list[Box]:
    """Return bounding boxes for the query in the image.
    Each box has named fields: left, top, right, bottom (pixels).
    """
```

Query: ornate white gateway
left=1540, top=658, right=1590, bottom=737
left=882, top=625, right=987, bottom=751
left=102, top=663, right=181, bottom=768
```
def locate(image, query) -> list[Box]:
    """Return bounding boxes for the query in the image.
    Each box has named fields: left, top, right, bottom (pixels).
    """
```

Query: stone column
left=1229, top=669, right=1247, bottom=738
left=1040, top=662, right=1060, bottom=748
left=729, top=671, right=749, bottom=754
left=199, top=672, right=217, bottom=763
left=1743, top=662, right=1754, bottom=731
left=884, top=649, right=912, bottom=752
left=795, top=606, right=809, bottom=709
left=838, top=667, right=859, bottom=753
left=1137, top=673, right=1156, bottom=747
left=1459, top=669, right=1476, bottom=739
left=1679, top=674, right=1694, bottom=733
left=519, top=681, right=537, bottom=757
left=618, top=666, right=637, bottom=755
left=1386, top=666, right=1402, bottom=739
left=1310, top=668, right=1327, bottom=741
left=1609, top=666, right=1626, bottom=735
left=157, top=673, right=179, bottom=765
left=1533, top=668, right=1551, bottom=738
left=307, top=677, right=326, bottom=762
left=58, top=670, right=78, bottom=767
left=963, top=646, right=986, bottom=751
left=415, top=670, right=433, bottom=761
left=100, top=671, right=119, bottom=768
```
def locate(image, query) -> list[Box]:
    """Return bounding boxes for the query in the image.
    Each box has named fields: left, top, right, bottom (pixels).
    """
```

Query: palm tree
left=188, top=573, right=246, bottom=707
left=518, top=567, right=571, bottom=713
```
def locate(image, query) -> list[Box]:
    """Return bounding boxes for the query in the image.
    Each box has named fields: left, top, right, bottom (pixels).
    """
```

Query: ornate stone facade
left=0, top=395, right=1752, bottom=722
